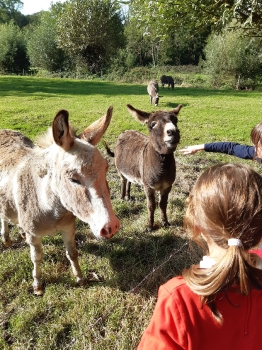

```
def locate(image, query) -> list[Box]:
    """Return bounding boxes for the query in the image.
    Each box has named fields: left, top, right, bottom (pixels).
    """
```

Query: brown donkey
left=104, top=104, right=182, bottom=231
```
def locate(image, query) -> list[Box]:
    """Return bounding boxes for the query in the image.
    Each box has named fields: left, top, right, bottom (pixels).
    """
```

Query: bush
left=25, top=11, right=70, bottom=72
left=203, top=28, right=262, bottom=89
left=0, top=22, right=29, bottom=74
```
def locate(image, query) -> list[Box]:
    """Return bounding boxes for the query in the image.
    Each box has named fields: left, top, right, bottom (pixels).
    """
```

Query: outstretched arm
left=179, top=144, right=205, bottom=155
left=179, top=142, right=255, bottom=160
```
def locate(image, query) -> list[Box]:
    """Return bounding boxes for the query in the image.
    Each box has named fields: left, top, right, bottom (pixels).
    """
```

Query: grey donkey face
left=153, top=94, right=159, bottom=106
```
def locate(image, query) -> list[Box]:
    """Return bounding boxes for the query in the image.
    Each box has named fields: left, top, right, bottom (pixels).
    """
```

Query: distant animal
left=103, top=104, right=182, bottom=231
left=160, top=75, right=175, bottom=89
left=147, top=80, right=160, bottom=106
left=0, top=107, right=120, bottom=295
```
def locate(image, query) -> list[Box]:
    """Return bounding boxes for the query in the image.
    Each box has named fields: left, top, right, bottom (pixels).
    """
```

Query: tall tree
left=204, top=28, right=262, bottom=88
left=0, top=0, right=23, bottom=24
left=0, top=21, right=29, bottom=73
left=129, top=0, right=262, bottom=37
left=124, top=18, right=152, bottom=67
left=124, top=3, right=210, bottom=67
left=25, top=8, right=70, bottom=72
left=56, top=0, right=125, bottom=73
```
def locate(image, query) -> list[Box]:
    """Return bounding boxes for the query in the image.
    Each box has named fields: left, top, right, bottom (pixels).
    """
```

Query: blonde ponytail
left=183, top=163, right=262, bottom=322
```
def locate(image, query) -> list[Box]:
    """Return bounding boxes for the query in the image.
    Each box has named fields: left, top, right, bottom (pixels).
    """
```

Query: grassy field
left=1, top=75, right=262, bottom=349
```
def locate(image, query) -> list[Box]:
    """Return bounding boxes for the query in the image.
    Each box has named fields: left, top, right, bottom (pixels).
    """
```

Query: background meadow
left=1, top=76, right=262, bottom=349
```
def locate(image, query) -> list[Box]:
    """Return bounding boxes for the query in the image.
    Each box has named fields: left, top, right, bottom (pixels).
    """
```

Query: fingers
left=179, top=148, right=192, bottom=155
left=178, top=145, right=204, bottom=155
left=179, top=147, right=196, bottom=155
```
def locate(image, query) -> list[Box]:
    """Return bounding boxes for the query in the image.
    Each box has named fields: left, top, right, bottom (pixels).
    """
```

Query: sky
left=21, top=0, right=66, bottom=15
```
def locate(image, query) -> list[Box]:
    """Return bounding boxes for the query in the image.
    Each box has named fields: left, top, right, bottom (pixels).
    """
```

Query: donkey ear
left=170, top=104, right=183, bottom=114
left=52, top=110, right=74, bottom=151
left=127, top=104, right=151, bottom=124
left=79, top=106, right=113, bottom=145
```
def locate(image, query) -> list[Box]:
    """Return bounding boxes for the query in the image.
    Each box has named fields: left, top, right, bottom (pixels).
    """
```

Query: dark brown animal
left=104, top=104, right=182, bottom=231
left=147, top=80, right=160, bottom=106
left=160, top=75, right=175, bottom=89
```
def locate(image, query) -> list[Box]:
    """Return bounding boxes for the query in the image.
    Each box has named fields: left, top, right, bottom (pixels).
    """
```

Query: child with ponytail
left=137, top=163, right=262, bottom=350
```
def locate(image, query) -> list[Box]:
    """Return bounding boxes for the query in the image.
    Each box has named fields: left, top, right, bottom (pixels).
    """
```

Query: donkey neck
left=146, top=142, right=175, bottom=162
left=142, top=143, right=176, bottom=185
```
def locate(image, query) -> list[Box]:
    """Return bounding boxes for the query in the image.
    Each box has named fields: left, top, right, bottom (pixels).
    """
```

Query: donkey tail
left=102, top=140, right=115, bottom=157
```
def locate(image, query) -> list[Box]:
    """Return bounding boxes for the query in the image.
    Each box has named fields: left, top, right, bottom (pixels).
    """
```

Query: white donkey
left=0, top=106, right=120, bottom=295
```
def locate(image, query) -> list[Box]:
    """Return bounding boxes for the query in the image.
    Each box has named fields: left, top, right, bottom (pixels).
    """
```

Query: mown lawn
left=0, top=75, right=262, bottom=349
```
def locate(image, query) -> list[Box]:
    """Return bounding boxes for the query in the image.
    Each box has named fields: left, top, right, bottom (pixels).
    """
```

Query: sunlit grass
left=0, top=75, right=262, bottom=349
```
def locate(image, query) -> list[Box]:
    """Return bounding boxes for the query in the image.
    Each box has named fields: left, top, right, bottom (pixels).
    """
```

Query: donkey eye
left=70, top=178, right=81, bottom=185
left=151, top=121, right=157, bottom=128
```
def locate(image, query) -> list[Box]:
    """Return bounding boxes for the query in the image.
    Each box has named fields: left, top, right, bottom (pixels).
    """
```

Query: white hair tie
left=228, top=238, right=243, bottom=247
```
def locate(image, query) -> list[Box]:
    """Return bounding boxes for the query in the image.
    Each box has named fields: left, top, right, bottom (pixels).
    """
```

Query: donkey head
left=51, top=106, right=120, bottom=240
left=127, top=104, right=182, bottom=154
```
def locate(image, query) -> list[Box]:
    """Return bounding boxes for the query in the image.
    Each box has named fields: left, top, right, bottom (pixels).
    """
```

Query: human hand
left=178, top=144, right=205, bottom=155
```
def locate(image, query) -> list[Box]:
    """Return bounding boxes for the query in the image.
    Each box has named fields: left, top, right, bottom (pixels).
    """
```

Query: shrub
left=203, top=28, right=262, bottom=89
left=0, top=21, right=29, bottom=74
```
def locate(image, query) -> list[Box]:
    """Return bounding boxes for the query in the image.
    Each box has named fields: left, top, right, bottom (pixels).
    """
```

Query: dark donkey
left=104, top=104, right=182, bottom=231
left=160, top=75, right=175, bottom=89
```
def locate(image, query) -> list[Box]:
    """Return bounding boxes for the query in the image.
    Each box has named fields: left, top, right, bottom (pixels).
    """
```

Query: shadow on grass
left=77, top=231, right=202, bottom=296
left=0, top=76, right=255, bottom=99
left=0, top=223, right=202, bottom=299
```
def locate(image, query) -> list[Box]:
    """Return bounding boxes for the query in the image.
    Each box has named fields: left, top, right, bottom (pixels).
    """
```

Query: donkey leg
left=144, top=187, right=156, bottom=231
left=61, top=225, right=83, bottom=285
left=126, top=181, right=131, bottom=200
left=120, top=175, right=129, bottom=200
left=26, top=234, right=44, bottom=295
left=1, top=219, right=11, bottom=247
left=159, top=186, right=172, bottom=227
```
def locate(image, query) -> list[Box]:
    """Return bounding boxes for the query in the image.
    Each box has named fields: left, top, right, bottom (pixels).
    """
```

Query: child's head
left=183, top=163, right=262, bottom=321
left=251, top=121, right=262, bottom=158
left=185, top=163, right=262, bottom=250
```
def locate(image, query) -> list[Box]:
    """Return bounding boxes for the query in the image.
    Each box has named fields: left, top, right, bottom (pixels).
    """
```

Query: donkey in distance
left=147, top=80, right=160, bottom=106
left=160, top=75, right=175, bottom=89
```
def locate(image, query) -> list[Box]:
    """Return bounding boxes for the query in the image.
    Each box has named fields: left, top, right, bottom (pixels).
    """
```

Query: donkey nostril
left=100, top=225, right=114, bottom=239
left=100, top=228, right=108, bottom=237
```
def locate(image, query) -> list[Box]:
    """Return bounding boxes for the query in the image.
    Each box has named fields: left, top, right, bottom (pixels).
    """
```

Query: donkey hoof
left=33, top=287, right=44, bottom=296
left=33, top=283, right=44, bottom=296
left=3, top=239, right=12, bottom=248
left=76, top=277, right=86, bottom=286
left=163, top=221, right=171, bottom=228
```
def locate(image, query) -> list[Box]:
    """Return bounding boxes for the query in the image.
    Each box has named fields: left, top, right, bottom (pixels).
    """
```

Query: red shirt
left=137, top=276, right=262, bottom=350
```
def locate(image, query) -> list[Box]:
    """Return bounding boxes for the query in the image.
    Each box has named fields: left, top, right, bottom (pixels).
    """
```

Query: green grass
left=0, top=75, right=262, bottom=349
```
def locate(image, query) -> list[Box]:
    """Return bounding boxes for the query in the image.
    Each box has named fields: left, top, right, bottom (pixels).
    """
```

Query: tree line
left=0, top=0, right=262, bottom=88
